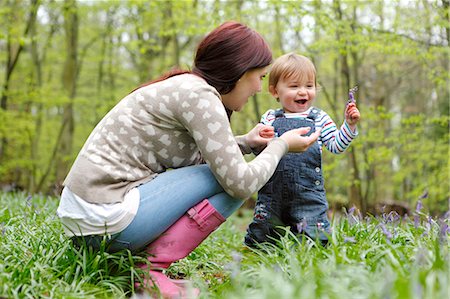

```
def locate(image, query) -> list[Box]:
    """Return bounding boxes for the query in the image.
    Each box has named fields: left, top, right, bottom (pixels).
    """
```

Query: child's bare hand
left=259, top=126, right=275, bottom=139
left=246, top=123, right=274, bottom=150
left=345, top=103, right=360, bottom=128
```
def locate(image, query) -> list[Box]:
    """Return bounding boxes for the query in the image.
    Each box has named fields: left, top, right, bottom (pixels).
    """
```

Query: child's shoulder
left=310, top=107, right=330, bottom=118
left=260, top=109, right=278, bottom=124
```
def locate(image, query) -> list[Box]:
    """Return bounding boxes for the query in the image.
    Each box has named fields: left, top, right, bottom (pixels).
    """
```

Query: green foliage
left=322, top=104, right=449, bottom=213
left=0, top=0, right=448, bottom=213
left=0, top=192, right=144, bottom=298
left=0, top=193, right=448, bottom=298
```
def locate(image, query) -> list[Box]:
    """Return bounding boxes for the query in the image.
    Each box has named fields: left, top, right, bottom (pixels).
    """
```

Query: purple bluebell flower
left=419, top=190, right=428, bottom=199
left=379, top=223, right=392, bottom=241
left=231, top=251, right=242, bottom=264
left=272, top=265, right=282, bottom=273
left=423, top=216, right=433, bottom=233
left=438, top=218, right=449, bottom=244
left=443, top=210, right=450, bottom=220
left=415, top=200, right=423, bottom=213
left=225, top=251, right=243, bottom=279
left=413, top=280, right=424, bottom=298
left=348, top=85, right=358, bottom=104
left=386, top=211, right=400, bottom=224
left=344, top=236, right=356, bottom=243
left=403, top=214, right=409, bottom=221
left=414, top=214, right=420, bottom=229
left=26, top=195, right=32, bottom=207
left=347, top=206, right=360, bottom=225
left=348, top=206, right=355, bottom=215
left=414, top=247, right=428, bottom=267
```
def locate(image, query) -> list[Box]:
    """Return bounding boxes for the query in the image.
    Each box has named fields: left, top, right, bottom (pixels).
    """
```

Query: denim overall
left=245, top=108, right=331, bottom=247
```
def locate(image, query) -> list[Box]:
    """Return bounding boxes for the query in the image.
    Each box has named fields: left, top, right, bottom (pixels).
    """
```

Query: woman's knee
left=208, top=193, right=244, bottom=218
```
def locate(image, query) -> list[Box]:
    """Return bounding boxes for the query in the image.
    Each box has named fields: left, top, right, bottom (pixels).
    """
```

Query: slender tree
left=0, top=0, right=40, bottom=162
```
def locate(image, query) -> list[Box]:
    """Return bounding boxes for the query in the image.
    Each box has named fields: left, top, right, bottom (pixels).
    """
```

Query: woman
left=57, top=21, right=320, bottom=298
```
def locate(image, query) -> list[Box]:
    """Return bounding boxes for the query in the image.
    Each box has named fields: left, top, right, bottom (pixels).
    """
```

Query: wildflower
left=26, top=195, right=32, bottom=207
left=386, top=211, right=400, bottom=224
left=348, top=85, right=358, bottom=104
left=379, top=223, right=392, bottom=241
left=444, top=210, right=450, bottom=220
left=344, top=236, right=356, bottom=243
left=438, top=218, right=449, bottom=244
left=272, top=264, right=282, bottom=273
left=418, top=189, right=428, bottom=200
left=225, top=251, right=242, bottom=279
left=348, top=206, right=355, bottom=215
left=415, top=200, right=423, bottom=213
left=414, top=214, right=420, bottom=229
left=413, top=282, right=424, bottom=299
left=413, top=200, right=424, bottom=228
left=414, top=247, right=428, bottom=266
left=347, top=206, right=360, bottom=225
left=231, top=251, right=242, bottom=264
left=424, top=215, right=433, bottom=233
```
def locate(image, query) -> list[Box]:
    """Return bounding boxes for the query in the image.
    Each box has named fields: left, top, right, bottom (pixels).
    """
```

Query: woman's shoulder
left=136, top=74, right=213, bottom=93
left=169, top=74, right=216, bottom=90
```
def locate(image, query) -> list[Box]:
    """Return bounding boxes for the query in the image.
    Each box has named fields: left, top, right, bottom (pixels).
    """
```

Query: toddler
left=245, top=53, right=360, bottom=247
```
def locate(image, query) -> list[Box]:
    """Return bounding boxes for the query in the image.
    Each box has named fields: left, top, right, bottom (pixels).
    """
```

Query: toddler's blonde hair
left=269, top=53, right=317, bottom=88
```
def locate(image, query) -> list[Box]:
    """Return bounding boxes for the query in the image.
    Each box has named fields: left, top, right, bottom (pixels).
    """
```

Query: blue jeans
left=74, top=164, right=244, bottom=253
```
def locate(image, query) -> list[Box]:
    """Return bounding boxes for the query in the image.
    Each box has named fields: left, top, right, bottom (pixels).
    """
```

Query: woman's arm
left=178, top=85, right=319, bottom=199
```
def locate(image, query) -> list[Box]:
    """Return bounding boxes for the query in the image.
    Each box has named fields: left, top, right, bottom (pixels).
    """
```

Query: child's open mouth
left=295, top=99, right=308, bottom=104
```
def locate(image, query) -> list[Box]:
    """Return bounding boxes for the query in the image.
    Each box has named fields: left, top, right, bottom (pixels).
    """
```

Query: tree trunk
left=333, top=0, right=364, bottom=212
left=54, top=0, right=79, bottom=192
left=0, top=0, right=40, bottom=162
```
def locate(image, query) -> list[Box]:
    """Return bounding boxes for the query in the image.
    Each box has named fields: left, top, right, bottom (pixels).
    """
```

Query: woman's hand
left=345, top=102, right=360, bottom=131
left=279, top=127, right=321, bottom=152
left=245, top=123, right=275, bottom=149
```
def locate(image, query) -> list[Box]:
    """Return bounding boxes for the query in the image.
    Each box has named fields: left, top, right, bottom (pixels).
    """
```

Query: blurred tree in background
left=0, top=0, right=448, bottom=215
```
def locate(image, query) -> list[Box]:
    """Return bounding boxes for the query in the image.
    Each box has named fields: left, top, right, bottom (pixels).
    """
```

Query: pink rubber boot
left=137, top=199, right=226, bottom=298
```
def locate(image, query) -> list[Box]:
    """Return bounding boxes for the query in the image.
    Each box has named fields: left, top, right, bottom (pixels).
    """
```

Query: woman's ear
left=269, top=85, right=278, bottom=98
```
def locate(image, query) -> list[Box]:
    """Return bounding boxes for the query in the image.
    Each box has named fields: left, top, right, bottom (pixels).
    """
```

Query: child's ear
left=269, top=85, right=278, bottom=98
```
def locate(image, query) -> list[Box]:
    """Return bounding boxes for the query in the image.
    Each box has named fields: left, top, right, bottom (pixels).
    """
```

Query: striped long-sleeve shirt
left=260, top=107, right=358, bottom=154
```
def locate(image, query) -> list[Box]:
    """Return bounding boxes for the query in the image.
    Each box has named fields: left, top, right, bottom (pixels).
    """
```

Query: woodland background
left=0, top=0, right=448, bottom=215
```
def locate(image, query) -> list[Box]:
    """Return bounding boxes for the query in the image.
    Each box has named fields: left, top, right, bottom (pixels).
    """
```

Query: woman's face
left=221, top=66, right=269, bottom=112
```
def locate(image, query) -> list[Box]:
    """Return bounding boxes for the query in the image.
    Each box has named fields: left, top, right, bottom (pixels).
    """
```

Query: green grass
left=0, top=192, right=448, bottom=299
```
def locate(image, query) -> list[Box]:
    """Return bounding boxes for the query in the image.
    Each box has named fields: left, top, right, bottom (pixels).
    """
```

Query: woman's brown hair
left=192, top=21, right=272, bottom=95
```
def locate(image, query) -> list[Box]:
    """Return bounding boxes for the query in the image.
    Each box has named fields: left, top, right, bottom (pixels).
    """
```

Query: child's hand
left=246, top=123, right=274, bottom=150
left=345, top=102, right=360, bottom=130
left=259, top=126, right=275, bottom=139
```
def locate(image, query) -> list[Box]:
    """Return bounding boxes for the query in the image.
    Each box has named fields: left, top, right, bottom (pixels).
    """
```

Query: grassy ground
left=0, top=192, right=448, bottom=299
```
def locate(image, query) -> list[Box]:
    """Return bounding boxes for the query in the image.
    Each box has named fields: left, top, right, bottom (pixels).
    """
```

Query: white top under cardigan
left=57, top=187, right=139, bottom=236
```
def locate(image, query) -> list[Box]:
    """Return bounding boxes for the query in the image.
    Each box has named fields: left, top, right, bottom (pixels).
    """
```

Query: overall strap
left=307, top=107, right=322, bottom=121
left=274, top=108, right=285, bottom=118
